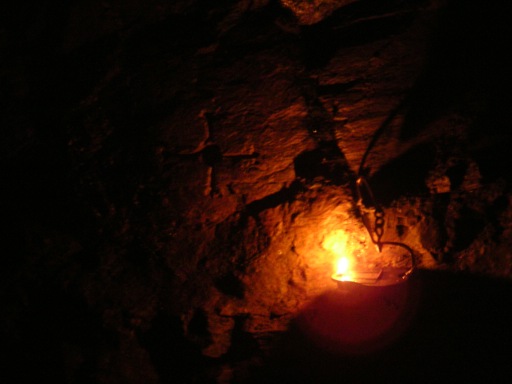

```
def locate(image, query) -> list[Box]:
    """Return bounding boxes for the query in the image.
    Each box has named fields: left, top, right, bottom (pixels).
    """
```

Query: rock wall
left=2, top=0, right=512, bottom=382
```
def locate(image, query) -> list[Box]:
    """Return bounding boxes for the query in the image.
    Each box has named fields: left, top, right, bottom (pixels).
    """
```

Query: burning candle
left=333, top=256, right=352, bottom=282
left=323, top=229, right=412, bottom=286
left=323, top=230, right=381, bottom=285
left=331, top=256, right=382, bottom=285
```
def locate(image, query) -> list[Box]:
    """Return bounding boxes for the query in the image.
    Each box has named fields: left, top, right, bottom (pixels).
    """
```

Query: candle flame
left=323, top=230, right=353, bottom=276
left=336, top=257, right=350, bottom=274
left=335, top=256, right=352, bottom=281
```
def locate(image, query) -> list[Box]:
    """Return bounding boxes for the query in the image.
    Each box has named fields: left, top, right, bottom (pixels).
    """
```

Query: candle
left=331, top=256, right=382, bottom=285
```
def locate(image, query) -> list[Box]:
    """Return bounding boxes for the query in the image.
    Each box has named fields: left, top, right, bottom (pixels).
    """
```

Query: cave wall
left=2, top=0, right=512, bottom=382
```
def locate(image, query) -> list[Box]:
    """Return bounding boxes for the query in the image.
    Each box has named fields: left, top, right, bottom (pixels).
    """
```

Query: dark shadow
left=224, top=316, right=261, bottom=363
left=294, top=141, right=353, bottom=185
left=445, top=162, right=468, bottom=190
left=398, top=2, right=512, bottom=181
left=300, top=0, right=424, bottom=69
left=367, top=142, right=436, bottom=205
left=451, top=207, right=485, bottom=253
left=246, top=269, right=512, bottom=383
left=215, top=272, right=246, bottom=299
left=138, top=311, right=212, bottom=384
left=188, top=309, right=213, bottom=349
left=245, top=180, right=304, bottom=217
left=0, top=284, right=116, bottom=384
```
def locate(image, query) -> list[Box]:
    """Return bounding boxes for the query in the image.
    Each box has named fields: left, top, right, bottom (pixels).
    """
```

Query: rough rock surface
left=280, top=0, right=359, bottom=25
left=2, top=0, right=512, bottom=383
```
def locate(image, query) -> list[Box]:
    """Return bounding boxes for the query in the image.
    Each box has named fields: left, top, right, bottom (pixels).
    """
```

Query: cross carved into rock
left=201, top=112, right=259, bottom=198
left=169, top=111, right=259, bottom=198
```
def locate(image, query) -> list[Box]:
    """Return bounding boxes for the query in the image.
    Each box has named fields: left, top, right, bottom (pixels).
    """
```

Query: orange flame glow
left=323, top=230, right=355, bottom=281
left=336, top=256, right=350, bottom=274
left=335, top=256, right=352, bottom=281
